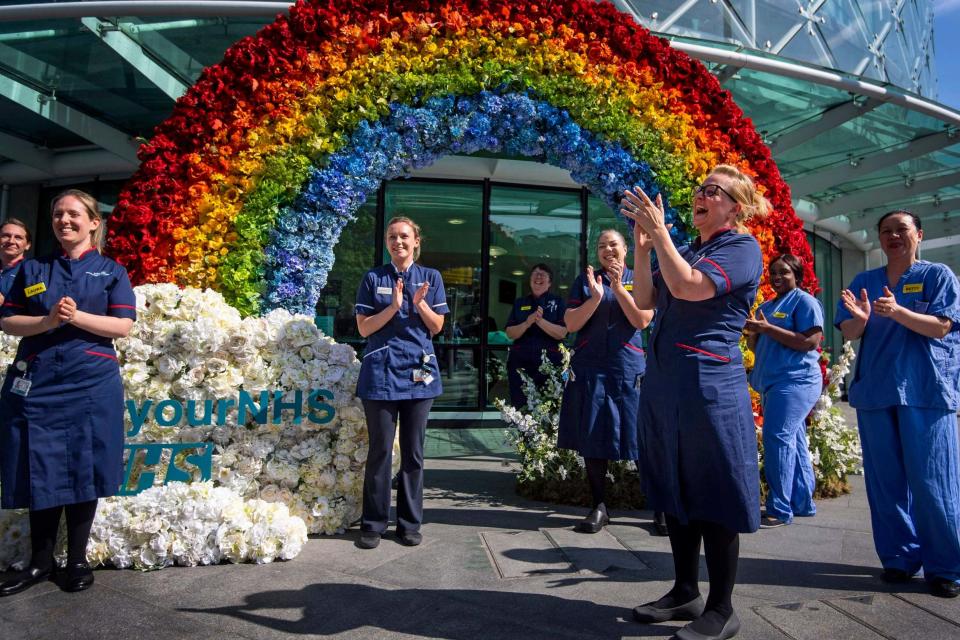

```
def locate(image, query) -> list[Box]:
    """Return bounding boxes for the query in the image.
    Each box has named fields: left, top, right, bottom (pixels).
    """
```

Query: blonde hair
left=385, top=216, right=422, bottom=261
left=705, top=165, right=771, bottom=232
left=51, top=189, right=105, bottom=251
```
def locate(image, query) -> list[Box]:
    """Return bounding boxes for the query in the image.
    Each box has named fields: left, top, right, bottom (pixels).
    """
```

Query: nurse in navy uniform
left=557, top=229, right=653, bottom=534
left=504, top=263, right=567, bottom=409
left=623, top=165, right=767, bottom=640
left=0, top=218, right=32, bottom=306
left=355, top=216, right=448, bottom=550
left=0, top=190, right=136, bottom=596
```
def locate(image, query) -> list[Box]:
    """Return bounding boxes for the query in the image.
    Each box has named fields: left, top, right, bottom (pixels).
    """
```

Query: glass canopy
left=0, top=1, right=957, bottom=272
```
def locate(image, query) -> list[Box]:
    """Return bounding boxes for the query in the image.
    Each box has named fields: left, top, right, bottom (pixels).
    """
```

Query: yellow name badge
left=624, top=284, right=633, bottom=291
left=772, top=312, right=787, bottom=319
left=520, top=305, right=532, bottom=311
left=903, top=283, right=923, bottom=294
left=24, top=282, right=46, bottom=297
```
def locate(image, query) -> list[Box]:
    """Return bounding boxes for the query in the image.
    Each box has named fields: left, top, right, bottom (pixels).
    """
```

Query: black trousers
left=361, top=398, right=433, bottom=534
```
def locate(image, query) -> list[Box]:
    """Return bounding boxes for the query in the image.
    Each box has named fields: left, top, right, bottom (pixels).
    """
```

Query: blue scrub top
left=354, top=262, right=449, bottom=401
left=566, top=266, right=645, bottom=371
left=749, top=287, right=824, bottom=392
left=835, top=261, right=960, bottom=411
left=505, top=291, right=566, bottom=356
left=0, top=256, right=23, bottom=299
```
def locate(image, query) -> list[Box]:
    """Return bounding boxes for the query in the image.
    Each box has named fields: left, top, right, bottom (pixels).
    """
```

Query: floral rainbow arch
left=110, top=0, right=815, bottom=316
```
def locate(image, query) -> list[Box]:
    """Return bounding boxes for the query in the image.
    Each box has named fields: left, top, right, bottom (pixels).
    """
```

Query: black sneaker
left=396, top=530, right=422, bottom=547
left=880, top=568, right=913, bottom=583
left=759, top=515, right=787, bottom=529
left=358, top=531, right=381, bottom=549
left=929, top=577, right=960, bottom=598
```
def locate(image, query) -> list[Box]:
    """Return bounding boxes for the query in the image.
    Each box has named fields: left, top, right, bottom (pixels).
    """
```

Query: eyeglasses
left=694, top=183, right=735, bottom=201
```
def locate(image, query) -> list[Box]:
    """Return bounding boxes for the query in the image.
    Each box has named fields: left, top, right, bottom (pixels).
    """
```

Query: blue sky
left=935, top=0, right=960, bottom=108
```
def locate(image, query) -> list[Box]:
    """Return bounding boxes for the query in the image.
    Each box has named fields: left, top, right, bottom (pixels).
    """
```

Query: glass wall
left=806, top=231, right=844, bottom=357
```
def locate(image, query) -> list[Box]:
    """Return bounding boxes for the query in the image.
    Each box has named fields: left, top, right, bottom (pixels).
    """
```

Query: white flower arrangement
left=806, top=341, right=862, bottom=495
left=0, top=285, right=386, bottom=571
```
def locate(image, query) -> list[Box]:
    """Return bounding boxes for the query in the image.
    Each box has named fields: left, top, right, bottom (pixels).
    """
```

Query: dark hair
left=769, top=253, right=805, bottom=287
left=1, top=217, right=31, bottom=244
left=877, top=209, right=922, bottom=232
left=529, top=263, right=553, bottom=280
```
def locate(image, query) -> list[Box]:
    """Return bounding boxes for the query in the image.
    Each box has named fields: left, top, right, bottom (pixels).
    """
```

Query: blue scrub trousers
left=761, top=380, right=820, bottom=523
left=857, top=406, right=960, bottom=582
left=361, top=398, right=433, bottom=535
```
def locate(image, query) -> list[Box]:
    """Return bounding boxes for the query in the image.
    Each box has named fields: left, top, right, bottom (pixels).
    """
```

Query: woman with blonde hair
left=354, top=216, right=447, bottom=549
left=622, top=165, right=768, bottom=640
left=1, top=189, right=135, bottom=596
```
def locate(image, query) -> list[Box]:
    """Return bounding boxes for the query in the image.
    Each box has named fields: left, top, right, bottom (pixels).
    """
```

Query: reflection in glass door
left=384, top=181, right=484, bottom=408
left=486, top=186, right=582, bottom=406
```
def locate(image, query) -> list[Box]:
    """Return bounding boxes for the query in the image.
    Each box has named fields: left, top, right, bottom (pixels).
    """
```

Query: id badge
left=11, top=376, right=31, bottom=397
left=412, top=368, right=435, bottom=385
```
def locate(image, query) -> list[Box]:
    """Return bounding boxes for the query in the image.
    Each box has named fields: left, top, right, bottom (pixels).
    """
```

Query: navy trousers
left=361, top=398, right=433, bottom=534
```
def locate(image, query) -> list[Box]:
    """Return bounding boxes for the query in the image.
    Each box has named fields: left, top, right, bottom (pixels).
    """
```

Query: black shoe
left=358, top=531, right=381, bottom=549
left=63, top=562, right=94, bottom=593
left=653, top=511, right=669, bottom=537
left=674, top=610, right=740, bottom=640
left=576, top=504, right=609, bottom=534
left=0, top=566, right=54, bottom=597
left=396, top=530, right=422, bottom=547
left=880, top=568, right=913, bottom=584
left=929, top=577, right=960, bottom=598
left=633, top=595, right=705, bottom=623
left=759, top=515, right=787, bottom=529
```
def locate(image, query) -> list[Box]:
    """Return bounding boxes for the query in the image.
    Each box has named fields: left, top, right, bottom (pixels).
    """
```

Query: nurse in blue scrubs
left=745, top=254, right=823, bottom=529
left=504, top=263, right=567, bottom=409
left=0, top=218, right=32, bottom=305
left=836, top=209, right=960, bottom=599
left=557, top=229, right=653, bottom=534
left=0, top=190, right=135, bottom=596
left=355, top=216, right=448, bottom=550
left=623, top=165, right=767, bottom=640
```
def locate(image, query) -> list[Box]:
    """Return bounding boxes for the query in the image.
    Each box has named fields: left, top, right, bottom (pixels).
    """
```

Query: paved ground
left=3, top=410, right=959, bottom=639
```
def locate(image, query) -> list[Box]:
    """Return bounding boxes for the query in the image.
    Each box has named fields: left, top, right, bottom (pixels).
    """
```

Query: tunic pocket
left=358, top=346, right=389, bottom=396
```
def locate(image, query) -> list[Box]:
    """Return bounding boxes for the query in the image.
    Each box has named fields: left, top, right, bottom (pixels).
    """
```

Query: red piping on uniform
left=61, top=247, right=99, bottom=259
left=675, top=343, right=730, bottom=362
left=109, top=304, right=136, bottom=310
left=2, top=301, right=24, bottom=308
left=622, top=342, right=645, bottom=355
left=576, top=338, right=589, bottom=350
left=4, top=256, right=24, bottom=268
left=84, top=350, right=117, bottom=361
left=699, top=258, right=731, bottom=292
left=568, top=298, right=582, bottom=305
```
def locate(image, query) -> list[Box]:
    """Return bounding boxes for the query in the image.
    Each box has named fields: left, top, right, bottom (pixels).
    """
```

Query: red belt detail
left=675, top=342, right=730, bottom=362
left=84, top=350, right=118, bottom=361
left=622, top=342, right=645, bottom=355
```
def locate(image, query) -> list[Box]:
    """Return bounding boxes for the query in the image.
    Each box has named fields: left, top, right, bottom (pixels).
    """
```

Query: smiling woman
left=0, top=219, right=32, bottom=305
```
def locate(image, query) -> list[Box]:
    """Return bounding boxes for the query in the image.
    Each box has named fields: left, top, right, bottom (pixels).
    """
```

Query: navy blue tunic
left=557, top=267, right=645, bottom=460
left=0, top=249, right=136, bottom=510
left=354, top=262, right=448, bottom=400
left=0, top=256, right=22, bottom=299
left=639, top=230, right=763, bottom=533
left=505, top=292, right=566, bottom=407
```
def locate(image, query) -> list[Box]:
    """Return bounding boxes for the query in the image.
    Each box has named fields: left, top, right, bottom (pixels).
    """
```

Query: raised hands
left=840, top=288, right=871, bottom=322
left=412, top=281, right=430, bottom=307
left=743, top=308, right=771, bottom=335
left=391, top=277, right=404, bottom=310
left=586, top=265, right=605, bottom=299
left=527, top=306, right=544, bottom=327
left=606, top=261, right=625, bottom=289
left=873, top=286, right=900, bottom=318
left=620, top=186, right=666, bottom=235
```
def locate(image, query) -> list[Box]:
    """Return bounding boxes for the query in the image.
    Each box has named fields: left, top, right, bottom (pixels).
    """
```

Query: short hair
left=529, top=263, right=553, bottom=280
left=769, top=253, right=805, bottom=287
left=0, top=217, right=31, bottom=244
left=877, top=209, right=922, bottom=232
